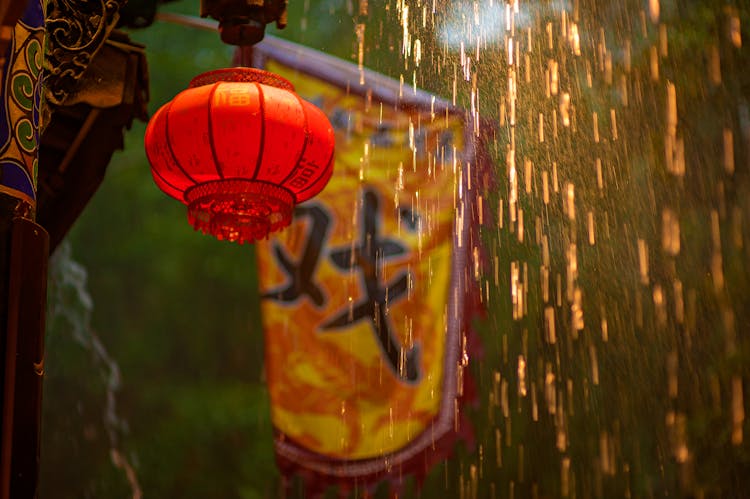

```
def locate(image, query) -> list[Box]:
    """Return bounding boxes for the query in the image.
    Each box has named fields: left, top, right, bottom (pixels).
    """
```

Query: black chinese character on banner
left=262, top=205, right=331, bottom=307
left=321, top=189, right=420, bottom=383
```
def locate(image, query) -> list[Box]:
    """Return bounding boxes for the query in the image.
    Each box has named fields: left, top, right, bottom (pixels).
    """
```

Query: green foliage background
left=43, top=2, right=278, bottom=497
left=39, top=0, right=750, bottom=498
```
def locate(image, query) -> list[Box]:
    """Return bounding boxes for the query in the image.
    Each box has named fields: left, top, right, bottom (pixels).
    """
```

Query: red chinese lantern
left=144, top=67, right=335, bottom=243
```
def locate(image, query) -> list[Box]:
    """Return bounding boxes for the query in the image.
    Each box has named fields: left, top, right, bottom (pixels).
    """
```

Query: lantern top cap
left=189, top=67, right=294, bottom=91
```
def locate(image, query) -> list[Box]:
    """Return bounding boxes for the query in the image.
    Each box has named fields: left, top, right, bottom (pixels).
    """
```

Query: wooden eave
left=37, top=30, right=149, bottom=252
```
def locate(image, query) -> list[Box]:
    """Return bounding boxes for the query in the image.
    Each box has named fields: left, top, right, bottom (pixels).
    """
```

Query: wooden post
left=1, top=214, right=48, bottom=499
left=0, top=2, right=47, bottom=497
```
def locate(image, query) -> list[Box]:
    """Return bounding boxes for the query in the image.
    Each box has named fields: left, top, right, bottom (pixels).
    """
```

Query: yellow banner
left=256, top=54, right=467, bottom=465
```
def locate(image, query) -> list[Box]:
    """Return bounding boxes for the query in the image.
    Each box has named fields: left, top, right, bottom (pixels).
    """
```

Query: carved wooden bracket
left=43, top=0, right=125, bottom=106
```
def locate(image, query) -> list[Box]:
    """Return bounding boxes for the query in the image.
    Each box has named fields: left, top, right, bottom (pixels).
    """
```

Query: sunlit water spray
left=42, top=242, right=141, bottom=498
left=361, top=0, right=750, bottom=496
